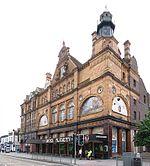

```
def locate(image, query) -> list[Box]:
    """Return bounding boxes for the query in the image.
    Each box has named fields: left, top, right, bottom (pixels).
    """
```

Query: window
left=112, top=97, right=127, bottom=116
left=112, top=127, right=118, bottom=153
left=59, top=87, right=62, bottom=95
left=139, top=112, right=140, bottom=120
left=39, top=115, right=48, bottom=127
left=60, top=66, right=65, bottom=78
left=122, top=130, right=126, bottom=152
left=63, top=85, right=66, bottom=94
left=133, top=79, right=136, bottom=87
left=122, top=72, right=125, bottom=81
left=71, top=80, right=74, bottom=90
left=59, top=104, right=65, bottom=122
left=68, top=101, right=74, bottom=119
left=56, top=89, right=58, bottom=97
left=133, top=99, right=137, bottom=105
left=134, top=111, right=136, bottom=120
left=67, top=82, right=70, bottom=92
left=52, top=108, right=57, bottom=124
left=81, top=96, right=103, bottom=115
left=144, top=95, right=146, bottom=103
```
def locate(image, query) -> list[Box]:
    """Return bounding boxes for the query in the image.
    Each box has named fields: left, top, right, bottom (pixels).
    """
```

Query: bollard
left=116, top=155, right=118, bottom=166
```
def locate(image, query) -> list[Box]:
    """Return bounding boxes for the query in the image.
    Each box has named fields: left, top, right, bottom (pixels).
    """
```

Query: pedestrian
left=78, top=148, right=82, bottom=160
left=85, top=149, right=88, bottom=159
left=87, top=149, right=92, bottom=160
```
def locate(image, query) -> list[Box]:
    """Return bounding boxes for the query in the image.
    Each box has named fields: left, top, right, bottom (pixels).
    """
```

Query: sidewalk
left=2, top=152, right=150, bottom=166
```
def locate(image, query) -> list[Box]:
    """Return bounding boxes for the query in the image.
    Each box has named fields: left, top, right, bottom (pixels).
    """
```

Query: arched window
left=39, top=115, right=48, bottom=126
left=52, top=107, right=57, bottom=123
left=112, top=97, right=127, bottom=116
left=81, top=96, right=103, bottom=115
left=68, top=101, right=75, bottom=119
left=59, top=104, right=65, bottom=122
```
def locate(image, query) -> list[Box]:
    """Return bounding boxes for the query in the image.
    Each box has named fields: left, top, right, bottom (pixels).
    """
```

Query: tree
left=134, top=112, right=150, bottom=147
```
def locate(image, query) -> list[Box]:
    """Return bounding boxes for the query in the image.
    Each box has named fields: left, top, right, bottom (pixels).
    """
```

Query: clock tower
left=97, top=9, right=115, bottom=37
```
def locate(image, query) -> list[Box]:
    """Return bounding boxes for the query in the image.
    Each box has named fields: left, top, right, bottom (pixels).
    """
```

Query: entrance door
left=94, top=143, right=104, bottom=159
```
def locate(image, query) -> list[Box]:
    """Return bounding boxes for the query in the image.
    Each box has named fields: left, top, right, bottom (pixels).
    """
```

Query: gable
left=51, top=42, right=82, bottom=85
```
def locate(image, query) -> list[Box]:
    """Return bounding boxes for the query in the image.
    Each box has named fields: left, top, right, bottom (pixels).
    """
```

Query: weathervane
left=105, top=5, right=108, bottom=11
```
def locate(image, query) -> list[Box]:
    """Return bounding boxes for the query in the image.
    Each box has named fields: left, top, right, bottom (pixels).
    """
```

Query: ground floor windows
left=122, top=129, right=126, bottom=152
left=112, top=127, right=118, bottom=153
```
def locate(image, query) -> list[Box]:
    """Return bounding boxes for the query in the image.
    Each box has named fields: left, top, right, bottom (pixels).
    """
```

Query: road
left=0, top=154, right=66, bottom=166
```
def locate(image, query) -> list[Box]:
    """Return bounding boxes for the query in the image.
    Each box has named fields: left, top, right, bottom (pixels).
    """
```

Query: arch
left=112, top=96, right=128, bottom=116
left=81, top=96, right=103, bottom=115
left=39, top=115, right=48, bottom=127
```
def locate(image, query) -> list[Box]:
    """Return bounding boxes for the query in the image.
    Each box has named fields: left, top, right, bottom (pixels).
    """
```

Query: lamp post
left=13, top=129, right=15, bottom=152
left=73, top=133, right=77, bottom=165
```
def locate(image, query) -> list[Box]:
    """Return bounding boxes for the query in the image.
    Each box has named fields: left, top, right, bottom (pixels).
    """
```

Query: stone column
left=104, top=124, right=112, bottom=158
left=126, top=129, right=131, bottom=152
left=117, top=128, right=122, bottom=155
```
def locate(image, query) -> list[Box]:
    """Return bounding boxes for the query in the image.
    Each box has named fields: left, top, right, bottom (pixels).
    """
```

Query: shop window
left=122, top=130, right=126, bottom=152
left=59, top=104, right=65, bottom=122
left=112, top=127, right=118, bottom=153
left=67, top=101, right=74, bottom=119
left=81, top=96, right=103, bottom=115
left=59, top=144, right=65, bottom=154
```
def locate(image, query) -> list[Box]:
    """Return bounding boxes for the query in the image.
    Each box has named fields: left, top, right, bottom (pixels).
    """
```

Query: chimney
left=124, top=40, right=131, bottom=62
left=46, top=73, right=52, bottom=81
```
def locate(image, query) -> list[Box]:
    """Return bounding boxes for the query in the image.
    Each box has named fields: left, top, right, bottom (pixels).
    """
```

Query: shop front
left=77, top=134, right=108, bottom=159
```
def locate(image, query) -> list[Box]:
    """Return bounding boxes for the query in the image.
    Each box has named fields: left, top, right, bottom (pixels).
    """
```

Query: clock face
left=102, top=26, right=112, bottom=37
left=112, top=97, right=127, bottom=116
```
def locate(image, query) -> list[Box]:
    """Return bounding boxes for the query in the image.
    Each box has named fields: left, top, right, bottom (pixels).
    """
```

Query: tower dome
left=97, top=10, right=115, bottom=37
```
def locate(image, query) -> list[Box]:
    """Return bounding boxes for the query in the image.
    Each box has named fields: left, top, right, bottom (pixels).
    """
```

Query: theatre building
left=20, top=9, right=150, bottom=158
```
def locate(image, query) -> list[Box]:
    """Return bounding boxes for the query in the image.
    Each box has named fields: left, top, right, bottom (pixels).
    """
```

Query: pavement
left=1, top=152, right=150, bottom=166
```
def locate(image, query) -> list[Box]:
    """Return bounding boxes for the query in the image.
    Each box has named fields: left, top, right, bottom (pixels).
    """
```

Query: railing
left=5, top=152, right=74, bottom=165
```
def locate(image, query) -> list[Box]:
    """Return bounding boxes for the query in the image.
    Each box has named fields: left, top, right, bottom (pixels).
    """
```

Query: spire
left=63, top=41, right=65, bottom=47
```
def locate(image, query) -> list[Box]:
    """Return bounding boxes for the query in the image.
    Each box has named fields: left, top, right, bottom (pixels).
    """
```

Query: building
left=0, top=129, right=20, bottom=152
left=20, top=9, right=150, bottom=158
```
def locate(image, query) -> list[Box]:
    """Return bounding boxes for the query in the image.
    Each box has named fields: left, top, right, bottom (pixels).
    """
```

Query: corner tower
left=92, top=9, right=120, bottom=57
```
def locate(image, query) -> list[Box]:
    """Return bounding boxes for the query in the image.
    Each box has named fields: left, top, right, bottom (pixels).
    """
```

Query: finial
left=105, top=5, right=108, bottom=11
left=63, top=41, right=65, bottom=47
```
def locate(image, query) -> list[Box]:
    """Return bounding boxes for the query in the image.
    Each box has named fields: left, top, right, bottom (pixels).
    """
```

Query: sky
left=0, top=0, right=150, bottom=136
